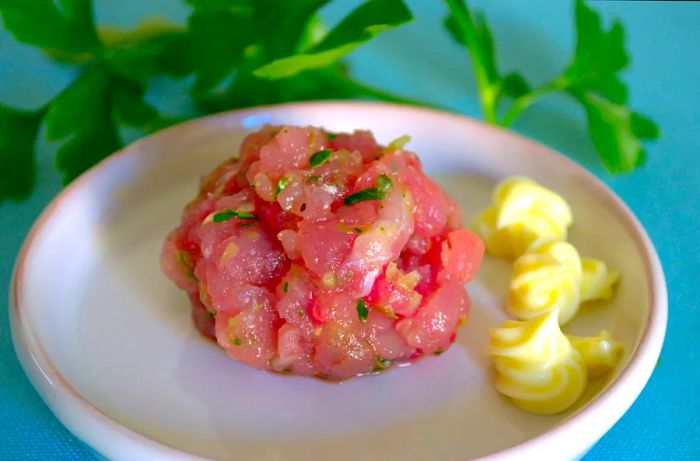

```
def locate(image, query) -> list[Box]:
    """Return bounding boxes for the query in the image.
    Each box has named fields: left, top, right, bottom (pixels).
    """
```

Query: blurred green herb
left=0, top=0, right=175, bottom=191
left=0, top=0, right=415, bottom=201
left=0, top=0, right=660, bottom=202
left=444, top=0, right=659, bottom=172
left=0, top=104, right=44, bottom=199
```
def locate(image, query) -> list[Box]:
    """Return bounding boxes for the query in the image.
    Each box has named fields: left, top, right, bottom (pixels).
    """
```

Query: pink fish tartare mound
left=161, top=125, right=484, bottom=380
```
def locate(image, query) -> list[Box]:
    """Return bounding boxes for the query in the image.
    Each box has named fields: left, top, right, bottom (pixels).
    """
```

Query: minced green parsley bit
left=309, top=148, right=332, bottom=167
left=207, top=311, right=215, bottom=319
left=434, top=347, right=445, bottom=356
left=356, top=299, right=368, bottom=321
left=344, top=173, right=393, bottom=205
left=327, top=132, right=338, bottom=140
left=387, top=134, right=411, bottom=150
left=283, top=281, right=289, bottom=293
left=275, top=176, right=289, bottom=197
left=176, top=250, right=198, bottom=282
left=377, top=173, right=393, bottom=192
left=213, top=209, right=258, bottom=222
left=373, top=357, right=391, bottom=371
left=231, top=338, right=242, bottom=346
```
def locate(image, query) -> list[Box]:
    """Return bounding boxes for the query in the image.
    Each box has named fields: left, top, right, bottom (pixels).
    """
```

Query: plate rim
left=10, top=100, right=668, bottom=461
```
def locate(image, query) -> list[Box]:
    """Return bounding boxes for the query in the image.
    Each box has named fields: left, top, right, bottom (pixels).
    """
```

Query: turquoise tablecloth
left=1, top=1, right=698, bottom=459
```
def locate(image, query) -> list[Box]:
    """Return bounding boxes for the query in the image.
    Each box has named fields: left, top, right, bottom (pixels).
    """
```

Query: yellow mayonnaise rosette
left=581, top=258, right=620, bottom=303
left=489, top=309, right=587, bottom=415
left=473, top=177, right=573, bottom=259
left=568, top=331, right=624, bottom=378
left=508, top=239, right=582, bottom=324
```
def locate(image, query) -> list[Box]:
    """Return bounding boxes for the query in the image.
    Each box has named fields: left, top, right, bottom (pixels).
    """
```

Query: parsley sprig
left=0, top=0, right=177, bottom=192
left=0, top=0, right=660, bottom=202
left=444, top=0, right=659, bottom=172
left=0, top=0, right=415, bottom=201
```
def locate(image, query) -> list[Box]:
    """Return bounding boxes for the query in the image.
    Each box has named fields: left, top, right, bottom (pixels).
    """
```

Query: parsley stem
left=444, top=0, right=498, bottom=124
left=500, top=76, right=570, bottom=127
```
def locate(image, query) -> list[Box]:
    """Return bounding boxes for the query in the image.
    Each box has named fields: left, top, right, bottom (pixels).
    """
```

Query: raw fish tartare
left=161, top=125, right=484, bottom=380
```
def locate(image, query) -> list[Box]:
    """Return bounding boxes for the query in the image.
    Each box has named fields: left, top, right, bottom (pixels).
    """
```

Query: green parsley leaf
left=100, top=21, right=186, bottom=84
left=255, top=0, right=330, bottom=60
left=176, top=0, right=333, bottom=108
left=283, top=281, right=289, bottom=293
left=45, top=67, right=121, bottom=184
left=253, top=0, right=412, bottom=79
left=0, top=0, right=100, bottom=54
left=213, top=208, right=258, bottom=222
left=231, top=337, right=242, bottom=346
left=326, top=132, right=338, bottom=140
left=207, top=310, right=215, bottom=319
left=356, top=298, right=368, bottom=321
left=0, top=104, right=44, bottom=201
left=500, top=72, right=531, bottom=99
left=577, top=92, right=659, bottom=172
left=44, top=66, right=170, bottom=184
left=444, top=0, right=660, bottom=173
left=563, top=0, right=659, bottom=170
left=309, top=148, right=332, bottom=167
left=565, top=0, right=628, bottom=104
left=110, top=78, right=175, bottom=132
left=183, top=8, right=256, bottom=94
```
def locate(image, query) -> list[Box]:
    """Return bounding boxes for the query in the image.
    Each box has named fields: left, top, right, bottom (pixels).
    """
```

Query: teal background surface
left=1, top=1, right=698, bottom=459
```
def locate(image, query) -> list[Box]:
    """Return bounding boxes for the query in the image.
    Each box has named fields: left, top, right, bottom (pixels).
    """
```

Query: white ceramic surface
left=11, top=102, right=666, bottom=461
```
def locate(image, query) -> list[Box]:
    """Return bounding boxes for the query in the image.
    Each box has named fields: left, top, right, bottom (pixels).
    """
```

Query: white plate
left=11, top=102, right=666, bottom=461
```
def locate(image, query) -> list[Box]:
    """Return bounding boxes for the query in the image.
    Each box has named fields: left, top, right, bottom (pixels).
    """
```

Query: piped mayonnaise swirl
left=581, top=258, right=620, bottom=303
left=473, top=177, right=573, bottom=259
left=490, top=309, right=587, bottom=415
left=508, top=239, right=620, bottom=324
left=568, top=330, right=624, bottom=378
left=508, top=239, right=582, bottom=324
